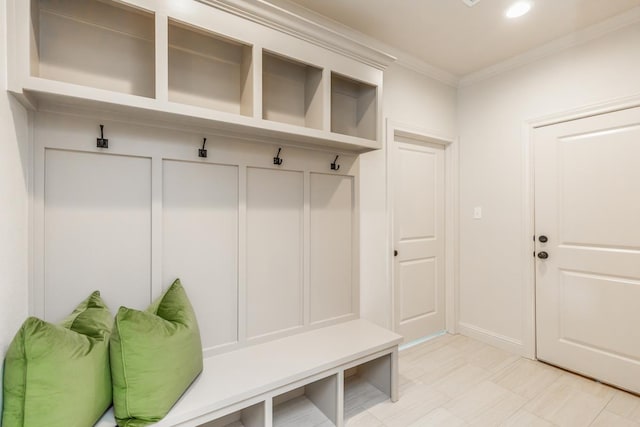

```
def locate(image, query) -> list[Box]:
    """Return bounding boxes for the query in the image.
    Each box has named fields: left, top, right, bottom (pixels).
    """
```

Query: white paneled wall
left=43, top=150, right=152, bottom=321
left=246, top=168, right=304, bottom=339
left=309, top=173, right=354, bottom=323
left=33, top=111, right=358, bottom=355
left=162, top=161, right=239, bottom=349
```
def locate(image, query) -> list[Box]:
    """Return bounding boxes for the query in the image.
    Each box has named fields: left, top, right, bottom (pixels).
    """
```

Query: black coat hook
left=273, top=147, right=283, bottom=165
left=331, top=155, right=340, bottom=171
left=199, top=138, right=207, bottom=158
left=97, top=124, right=108, bottom=149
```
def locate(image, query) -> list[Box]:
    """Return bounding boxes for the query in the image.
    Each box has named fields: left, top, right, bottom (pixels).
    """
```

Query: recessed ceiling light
left=506, top=1, right=532, bottom=19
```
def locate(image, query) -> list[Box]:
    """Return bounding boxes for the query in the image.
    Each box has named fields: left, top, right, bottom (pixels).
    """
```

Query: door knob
left=394, top=250, right=398, bottom=257
left=537, top=251, right=549, bottom=260
left=539, top=235, right=548, bottom=243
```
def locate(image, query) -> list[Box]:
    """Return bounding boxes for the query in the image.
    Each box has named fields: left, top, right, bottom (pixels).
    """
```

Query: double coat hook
left=199, top=138, right=208, bottom=158
left=331, top=155, right=340, bottom=171
left=96, top=124, right=108, bottom=149
left=273, top=147, right=283, bottom=165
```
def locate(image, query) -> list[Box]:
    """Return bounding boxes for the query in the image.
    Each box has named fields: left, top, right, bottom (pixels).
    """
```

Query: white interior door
left=535, top=106, right=640, bottom=394
left=393, top=136, right=446, bottom=343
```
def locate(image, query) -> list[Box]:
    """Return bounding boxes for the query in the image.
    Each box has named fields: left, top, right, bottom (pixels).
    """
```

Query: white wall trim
left=458, top=322, right=524, bottom=356
left=197, top=0, right=396, bottom=70
left=521, top=92, right=640, bottom=360
left=204, top=0, right=460, bottom=86
left=386, top=119, right=459, bottom=337
left=460, top=6, right=640, bottom=87
left=392, top=53, right=460, bottom=88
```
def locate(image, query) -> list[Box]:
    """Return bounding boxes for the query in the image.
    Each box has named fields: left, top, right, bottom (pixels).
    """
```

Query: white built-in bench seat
left=96, top=319, right=402, bottom=427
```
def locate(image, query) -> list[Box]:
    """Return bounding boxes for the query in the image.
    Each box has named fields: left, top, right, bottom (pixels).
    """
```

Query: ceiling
left=267, top=0, right=640, bottom=77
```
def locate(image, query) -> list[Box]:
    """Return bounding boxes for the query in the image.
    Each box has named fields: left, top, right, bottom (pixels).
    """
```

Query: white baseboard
left=458, top=322, right=529, bottom=357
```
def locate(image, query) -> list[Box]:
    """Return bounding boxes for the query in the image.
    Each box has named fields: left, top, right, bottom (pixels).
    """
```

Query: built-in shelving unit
left=169, top=20, right=253, bottom=115
left=262, top=51, right=323, bottom=130
left=331, top=73, right=377, bottom=141
left=11, top=0, right=385, bottom=153
left=33, top=0, right=156, bottom=98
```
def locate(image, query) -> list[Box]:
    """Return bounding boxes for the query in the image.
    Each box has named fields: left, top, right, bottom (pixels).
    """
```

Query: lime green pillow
left=1, top=291, right=112, bottom=427
left=111, top=279, right=203, bottom=427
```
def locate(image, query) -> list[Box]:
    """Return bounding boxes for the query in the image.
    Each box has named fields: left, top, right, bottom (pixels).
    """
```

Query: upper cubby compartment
left=262, top=51, right=323, bottom=130
left=32, top=0, right=155, bottom=98
left=331, top=73, right=377, bottom=141
left=168, top=20, right=253, bottom=116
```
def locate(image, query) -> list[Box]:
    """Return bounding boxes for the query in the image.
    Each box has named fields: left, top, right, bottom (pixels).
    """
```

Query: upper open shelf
left=16, top=0, right=382, bottom=152
left=331, top=73, right=377, bottom=141
left=33, top=0, right=156, bottom=98
left=262, top=52, right=323, bottom=130
left=169, top=20, right=253, bottom=116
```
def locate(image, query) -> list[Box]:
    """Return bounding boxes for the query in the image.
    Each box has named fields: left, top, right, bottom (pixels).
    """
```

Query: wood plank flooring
left=346, top=333, right=640, bottom=427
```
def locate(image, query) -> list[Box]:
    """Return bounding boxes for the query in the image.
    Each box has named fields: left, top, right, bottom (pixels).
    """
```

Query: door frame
left=522, top=93, right=640, bottom=359
left=386, top=119, right=459, bottom=338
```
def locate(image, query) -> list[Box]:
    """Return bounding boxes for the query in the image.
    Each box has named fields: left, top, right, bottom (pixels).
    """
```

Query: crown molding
left=459, top=6, right=640, bottom=87
left=197, top=0, right=396, bottom=70
left=197, top=0, right=461, bottom=87
left=393, top=54, right=460, bottom=87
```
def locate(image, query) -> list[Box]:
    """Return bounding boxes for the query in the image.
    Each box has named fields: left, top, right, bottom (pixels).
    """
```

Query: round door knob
left=537, top=251, right=549, bottom=260
left=539, top=235, right=548, bottom=243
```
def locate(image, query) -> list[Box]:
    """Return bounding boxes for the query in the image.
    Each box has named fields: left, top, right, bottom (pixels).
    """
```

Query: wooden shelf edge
left=15, top=78, right=381, bottom=154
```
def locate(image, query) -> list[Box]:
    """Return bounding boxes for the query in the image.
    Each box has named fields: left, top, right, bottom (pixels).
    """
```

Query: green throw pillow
left=2, top=291, right=113, bottom=427
left=111, top=279, right=203, bottom=427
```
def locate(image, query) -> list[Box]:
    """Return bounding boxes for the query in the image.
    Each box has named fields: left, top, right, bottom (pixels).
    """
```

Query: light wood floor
left=345, top=333, right=640, bottom=427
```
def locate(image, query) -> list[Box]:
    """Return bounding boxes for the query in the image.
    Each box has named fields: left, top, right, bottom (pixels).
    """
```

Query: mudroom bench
left=96, top=319, right=402, bottom=427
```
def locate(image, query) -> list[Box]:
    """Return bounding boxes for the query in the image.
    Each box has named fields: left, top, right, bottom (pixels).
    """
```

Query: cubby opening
left=198, top=402, right=265, bottom=427
left=32, top=0, right=155, bottom=98
left=343, top=355, right=392, bottom=422
left=262, top=52, right=323, bottom=130
left=331, top=73, right=377, bottom=141
left=273, top=375, right=338, bottom=427
left=169, top=20, right=253, bottom=115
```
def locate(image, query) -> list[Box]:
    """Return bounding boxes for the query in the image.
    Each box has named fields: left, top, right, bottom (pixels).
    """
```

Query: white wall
left=0, top=0, right=30, bottom=414
left=359, top=63, right=456, bottom=329
left=457, top=22, right=640, bottom=354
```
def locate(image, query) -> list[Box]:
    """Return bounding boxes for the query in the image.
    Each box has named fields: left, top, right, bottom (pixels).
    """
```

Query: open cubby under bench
left=96, top=319, right=402, bottom=427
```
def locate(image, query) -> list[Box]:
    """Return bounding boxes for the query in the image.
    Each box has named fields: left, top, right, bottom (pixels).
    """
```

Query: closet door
left=392, top=137, right=446, bottom=343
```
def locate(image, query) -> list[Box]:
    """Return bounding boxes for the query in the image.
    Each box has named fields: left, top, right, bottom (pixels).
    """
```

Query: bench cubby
left=273, top=374, right=339, bottom=427
left=343, top=354, right=396, bottom=421
left=199, top=402, right=265, bottom=427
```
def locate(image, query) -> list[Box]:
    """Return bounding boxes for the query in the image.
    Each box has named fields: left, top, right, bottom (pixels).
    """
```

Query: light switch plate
left=474, top=207, right=482, bottom=219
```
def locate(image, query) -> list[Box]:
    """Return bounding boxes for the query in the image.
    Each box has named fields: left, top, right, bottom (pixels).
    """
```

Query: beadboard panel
left=43, top=149, right=152, bottom=322
left=33, top=111, right=359, bottom=354
left=163, top=160, right=239, bottom=350
left=309, top=173, right=354, bottom=324
left=246, top=167, right=304, bottom=339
